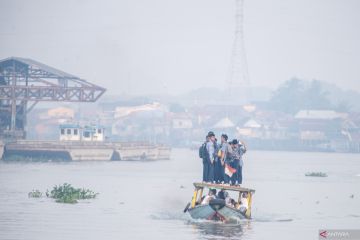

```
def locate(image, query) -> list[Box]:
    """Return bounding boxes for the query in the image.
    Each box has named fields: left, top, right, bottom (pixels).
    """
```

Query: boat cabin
left=59, top=124, right=105, bottom=142
left=59, top=124, right=81, bottom=141
left=189, top=182, right=255, bottom=219
left=82, top=125, right=105, bottom=142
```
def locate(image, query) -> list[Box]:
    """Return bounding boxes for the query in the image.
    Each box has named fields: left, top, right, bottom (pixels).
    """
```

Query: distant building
left=213, top=117, right=235, bottom=129
left=59, top=124, right=105, bottom=142
left=295, top=110, right=347, bottom=120
left=114, top=102, right=163, bottom=119
left=237, top=118, right=263, bottom=138
left=48, top=107, right=75, bottom=119
left=294, top=110, right=356, bottom=151
left=172, top=113, right=193, bottom=129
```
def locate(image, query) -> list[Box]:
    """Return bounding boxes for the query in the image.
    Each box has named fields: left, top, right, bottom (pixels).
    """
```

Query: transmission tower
left=227, top=0, right=250, bottom=102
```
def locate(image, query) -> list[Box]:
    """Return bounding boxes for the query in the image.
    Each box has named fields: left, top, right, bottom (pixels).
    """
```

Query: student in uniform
left=201, top=188, right=217, bottom=205
left=220, top=134, right=230, bottom=183
left=231, top=139, right=240, bottom=185
left=223, top=139, right=235, bottom=184
left=206, top=131, right=216, bottom=183
left=232, top=139, right=246, bottom=185
left=214, top=136, right=223, bottom=183
left=199, top=135, right=210, bottom=182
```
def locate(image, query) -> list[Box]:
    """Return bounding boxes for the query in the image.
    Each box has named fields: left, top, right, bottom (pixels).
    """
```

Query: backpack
left=198, top=142, right=208, bottom=159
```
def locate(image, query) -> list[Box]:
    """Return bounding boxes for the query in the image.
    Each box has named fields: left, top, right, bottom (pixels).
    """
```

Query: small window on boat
left=98, top=129, right=102, bottom=134
left=74, top=129, right=78, bottom=135
left=84, top=132, right=90, bottom=138
left=61, top=129, right=65, bottom=135
left=66, top=129, right=71, bottom=135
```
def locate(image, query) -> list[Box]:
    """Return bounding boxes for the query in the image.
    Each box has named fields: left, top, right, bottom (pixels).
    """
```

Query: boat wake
left=150, top=209, right=294, bottom=223
left=252, top=217, right=293, bottom=222
left=150, top=209, right=294, bottom=240
left=250, top=210, right=295, bottom=222
left=149, top=210, right=190, bottom=221
left=150, top=209, right=248, bottom=226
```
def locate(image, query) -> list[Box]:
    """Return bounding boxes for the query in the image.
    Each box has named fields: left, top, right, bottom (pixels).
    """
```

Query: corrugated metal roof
left=0, top=57, right=80, bottom=79
left=59, top=124, right=81, bottom=129
left=295, top=110, right=348, bottom=120
left=213, top=117, right=235, bottom=128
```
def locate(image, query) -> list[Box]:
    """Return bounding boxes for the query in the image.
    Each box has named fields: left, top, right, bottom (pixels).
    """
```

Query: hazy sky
left=1, top=0, right=359, bottom=96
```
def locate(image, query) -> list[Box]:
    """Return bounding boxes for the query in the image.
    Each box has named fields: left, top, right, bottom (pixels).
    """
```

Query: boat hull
left=116, top=144, right=171, bottom=161
left=188, top=205, right=247, bottom=222
left=2, top=140, right=171, bottom=161
left=69, top=148, right=115, bottom=161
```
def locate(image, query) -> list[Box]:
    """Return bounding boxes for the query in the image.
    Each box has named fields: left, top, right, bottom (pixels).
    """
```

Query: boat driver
left=201, top=188, right=217, bottom=205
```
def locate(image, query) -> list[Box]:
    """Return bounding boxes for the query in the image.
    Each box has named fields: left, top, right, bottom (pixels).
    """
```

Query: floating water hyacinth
left=48, top=183, right=98, bottom=204
left=305, top=172, right=328, bottom=177
left=29, top=183, right=98, bottom=204
left=28, top=189, right=42, bottom=198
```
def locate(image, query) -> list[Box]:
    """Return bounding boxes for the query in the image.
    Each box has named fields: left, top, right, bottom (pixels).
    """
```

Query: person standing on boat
left=227, top=140, right=239, bottom=185
left=217, top=134, right=229, bottom=183
left=206, top=131, right=216, bottom=183
left=230, top=139, right=240, bottom=185
left=199, top=135, right=210, bottom=182
left=221, top=136, right=234, bottom=184
left=214, top=137, right=223, bottom=184
left=233, top=140, right=246, bottom=186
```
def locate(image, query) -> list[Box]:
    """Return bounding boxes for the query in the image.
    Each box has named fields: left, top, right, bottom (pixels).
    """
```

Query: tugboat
left=184, top=182, right=255, bottom=222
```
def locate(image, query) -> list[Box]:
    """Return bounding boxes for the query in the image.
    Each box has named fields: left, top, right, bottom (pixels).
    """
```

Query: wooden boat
left=184, top=182, right=255, bottom=222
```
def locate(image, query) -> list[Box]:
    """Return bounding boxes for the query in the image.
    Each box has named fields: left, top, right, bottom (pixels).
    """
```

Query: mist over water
left=0, top=149, right=359, bottom=240
left=1, top=1, right=360, bottom=239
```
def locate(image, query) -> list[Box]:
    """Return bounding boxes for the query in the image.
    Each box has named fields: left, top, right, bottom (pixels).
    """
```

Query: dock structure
left=0, top=57, right=106, bottom=140
left=2, top=140, right=171, bottom=161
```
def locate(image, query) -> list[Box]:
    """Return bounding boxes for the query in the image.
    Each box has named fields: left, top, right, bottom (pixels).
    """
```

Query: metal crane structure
left=0, top=57, right=106, bottom=140
left=228, top=0, right=250, bottom=101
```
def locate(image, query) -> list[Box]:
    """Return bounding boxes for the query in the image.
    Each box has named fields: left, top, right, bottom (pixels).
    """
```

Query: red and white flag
left=224, top=164, right=237, bottom=177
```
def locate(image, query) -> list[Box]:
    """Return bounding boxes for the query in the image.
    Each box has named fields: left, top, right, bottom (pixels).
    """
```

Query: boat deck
left=193, top=182, right=255, bottom=193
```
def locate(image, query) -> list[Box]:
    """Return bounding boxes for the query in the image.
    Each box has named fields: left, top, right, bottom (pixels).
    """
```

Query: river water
left=0, top=149, right=359, bottom=240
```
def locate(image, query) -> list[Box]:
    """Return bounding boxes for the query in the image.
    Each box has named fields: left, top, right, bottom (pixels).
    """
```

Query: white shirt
left=239, top=197, right=248, bottom=209
left=206, top=141, right=215, bottom=162
left=201, top=195, right=214, bottom=205
left=225, top=196, right=232, bottom=206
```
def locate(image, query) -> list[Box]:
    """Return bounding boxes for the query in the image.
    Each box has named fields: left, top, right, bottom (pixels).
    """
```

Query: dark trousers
left=237, top=165, right=243, bottom=184
left=207, top=162, right=214, bottom=183
left=224, top=174, right=231, bottom=184
left=202, top=161, right=208, bottom=182
left=214, top=160, right=224, bottom=183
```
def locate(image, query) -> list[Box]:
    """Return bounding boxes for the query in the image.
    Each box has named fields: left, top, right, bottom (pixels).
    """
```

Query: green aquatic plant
left=28, top=189, right=42, bottom=198
left=305, top=172, right=328, bottom=177
left=48, top=183, right=98, bottom=204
